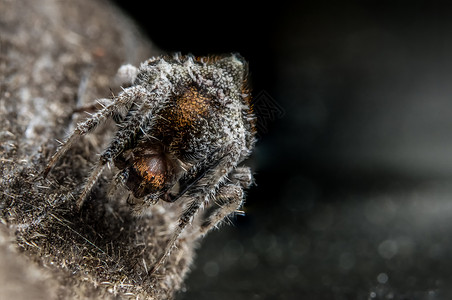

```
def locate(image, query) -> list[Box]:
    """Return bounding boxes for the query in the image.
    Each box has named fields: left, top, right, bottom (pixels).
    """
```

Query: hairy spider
left=43, top=54, right=256, bottom=274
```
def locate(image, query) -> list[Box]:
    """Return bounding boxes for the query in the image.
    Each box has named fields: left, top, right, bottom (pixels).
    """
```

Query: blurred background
left=112, top=1, right=452, bottom=299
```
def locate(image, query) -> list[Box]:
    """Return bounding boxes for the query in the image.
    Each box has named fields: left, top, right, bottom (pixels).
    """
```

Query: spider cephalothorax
left=43, top=53, right=256, bottom=274
left=115, top=141, right=180, bottom=200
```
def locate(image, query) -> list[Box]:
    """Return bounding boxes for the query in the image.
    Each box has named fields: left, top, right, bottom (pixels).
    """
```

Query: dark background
left=112, top=1, right=452, bottom=299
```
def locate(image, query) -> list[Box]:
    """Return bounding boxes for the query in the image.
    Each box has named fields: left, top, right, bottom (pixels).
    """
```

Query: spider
left=43, top=53, right=256, bottom=274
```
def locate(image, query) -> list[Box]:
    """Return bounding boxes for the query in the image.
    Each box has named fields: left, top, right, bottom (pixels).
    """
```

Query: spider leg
left=42, top=85, right=145, bottom=178
left=72, top=98, right=114, bottom=114
left=150, top=144, right=242, bottom=275
left=200, top=167, right=252, bottom=235
left=199, top=183, right=244, bottom=234
left=163, top=148, right=223, bottom=203
left=75, top=97, right=167, bottom=209
left=229, top=166, right=254, bottom=189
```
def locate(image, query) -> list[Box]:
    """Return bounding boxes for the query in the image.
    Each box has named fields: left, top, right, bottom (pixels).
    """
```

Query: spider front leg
left=163, top=148, right=224, bottom=203
left=42, top=85, right=145, bottom=178
left=75, top=98, right=164, bottom=208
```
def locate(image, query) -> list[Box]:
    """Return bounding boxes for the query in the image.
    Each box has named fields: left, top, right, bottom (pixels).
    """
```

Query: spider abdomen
left=154, top=86, right=228, bottom=161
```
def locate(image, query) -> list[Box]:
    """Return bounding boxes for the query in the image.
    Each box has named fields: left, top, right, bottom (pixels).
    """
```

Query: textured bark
left=0, top=0, right=199, bottom=298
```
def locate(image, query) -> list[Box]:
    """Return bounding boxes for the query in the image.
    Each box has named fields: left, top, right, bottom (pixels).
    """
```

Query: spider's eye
left=124, top=148, right=176, bottom=198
